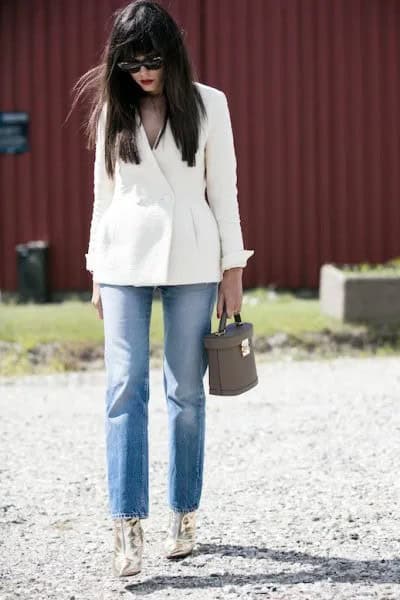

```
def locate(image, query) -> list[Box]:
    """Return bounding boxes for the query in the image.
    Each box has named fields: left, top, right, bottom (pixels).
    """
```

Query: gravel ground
left=1, top=354, right=400, bottom=600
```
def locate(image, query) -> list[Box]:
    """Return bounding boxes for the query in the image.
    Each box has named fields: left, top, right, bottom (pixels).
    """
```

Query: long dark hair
left=69, top=0, right=207, bottom=177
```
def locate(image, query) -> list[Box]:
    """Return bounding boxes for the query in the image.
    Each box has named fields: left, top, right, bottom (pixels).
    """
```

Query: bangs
left=119, top=29, right=162, bottom=62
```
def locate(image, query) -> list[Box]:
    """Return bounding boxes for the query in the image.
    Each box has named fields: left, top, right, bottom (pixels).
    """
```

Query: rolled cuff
left=221, top=249, right=255, bottom=271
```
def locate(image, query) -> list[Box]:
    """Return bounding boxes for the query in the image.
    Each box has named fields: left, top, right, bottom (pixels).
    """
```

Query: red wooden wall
left=1, top=0, right=399, bottom=292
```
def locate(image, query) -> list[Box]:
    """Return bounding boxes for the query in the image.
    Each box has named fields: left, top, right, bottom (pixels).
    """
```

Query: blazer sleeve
left=85, top=103, right=115, bottom=274
left=205, top=91, right=255, bottom=272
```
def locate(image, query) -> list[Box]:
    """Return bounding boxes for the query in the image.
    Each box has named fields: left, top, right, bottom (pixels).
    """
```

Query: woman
left=72, top=0, right=254, bottom=578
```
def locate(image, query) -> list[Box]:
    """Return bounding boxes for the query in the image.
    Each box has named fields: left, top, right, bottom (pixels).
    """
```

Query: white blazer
left=85, top=81, right=255, bottom=285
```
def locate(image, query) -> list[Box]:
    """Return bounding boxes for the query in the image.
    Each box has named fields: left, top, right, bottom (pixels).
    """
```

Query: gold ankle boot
left=163, top=509, right=196, bottom=559
left=113, top=517, right=144, bottom=577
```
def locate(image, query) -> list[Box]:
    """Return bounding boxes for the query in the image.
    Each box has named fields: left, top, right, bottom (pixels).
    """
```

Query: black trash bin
left=16, top=240, right=50, bottom=303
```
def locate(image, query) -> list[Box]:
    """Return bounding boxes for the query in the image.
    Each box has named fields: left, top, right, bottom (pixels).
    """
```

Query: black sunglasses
left=117, top=55, right=164, bottom=73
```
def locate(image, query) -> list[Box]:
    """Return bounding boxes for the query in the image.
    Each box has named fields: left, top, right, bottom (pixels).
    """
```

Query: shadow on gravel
left=125, top=543, right=398, bottom=593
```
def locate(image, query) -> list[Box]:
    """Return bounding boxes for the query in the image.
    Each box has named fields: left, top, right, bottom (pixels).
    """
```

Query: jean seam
left=139, top=302, right=151, bottom=516
left=142, top=375, right=149, bottom=513
left=195, top=390, right=205, bottom=504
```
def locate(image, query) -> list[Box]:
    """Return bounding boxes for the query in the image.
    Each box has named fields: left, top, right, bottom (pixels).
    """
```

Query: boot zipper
left=121, top=518, right=126, bottom=554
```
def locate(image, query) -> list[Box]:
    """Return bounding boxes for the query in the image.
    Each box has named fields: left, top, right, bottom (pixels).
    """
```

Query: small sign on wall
left=0, top=112, right=29, bottom=153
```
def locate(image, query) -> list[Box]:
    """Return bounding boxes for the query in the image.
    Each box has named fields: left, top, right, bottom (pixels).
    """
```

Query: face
left=128, top=52, right=165, bottom=95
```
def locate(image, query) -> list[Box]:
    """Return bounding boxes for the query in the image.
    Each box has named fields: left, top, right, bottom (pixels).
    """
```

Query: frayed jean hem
left=111, top=512, right=149, bottom=520
left=169, top=504, right=199, bottom=514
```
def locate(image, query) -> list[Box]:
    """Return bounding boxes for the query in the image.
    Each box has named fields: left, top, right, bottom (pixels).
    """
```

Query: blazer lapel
left=136, top=115, right=176, bottom=201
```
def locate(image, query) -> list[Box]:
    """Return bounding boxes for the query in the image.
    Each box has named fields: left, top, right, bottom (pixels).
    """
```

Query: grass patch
left=241, top=288, right=354, bottom=336
left=338, top=256, right=400, bottom=276
left=0, top=298, right=164, bottom=348
left=0, top=288, right=352, bottom=348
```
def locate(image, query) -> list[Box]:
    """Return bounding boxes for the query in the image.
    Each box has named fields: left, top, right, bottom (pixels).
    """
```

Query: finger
left=217, top=292, right=225, bottom=319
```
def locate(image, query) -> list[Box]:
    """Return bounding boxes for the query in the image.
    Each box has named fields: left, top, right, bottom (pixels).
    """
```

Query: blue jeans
left=99, top=282, right=218, bottom=519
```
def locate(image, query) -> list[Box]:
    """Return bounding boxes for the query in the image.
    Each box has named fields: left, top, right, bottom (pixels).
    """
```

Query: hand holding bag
left=203, top=303, right=258, bottom=396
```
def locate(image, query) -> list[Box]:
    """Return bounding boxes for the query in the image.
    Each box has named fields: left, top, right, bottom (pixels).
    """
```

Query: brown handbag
left=203, top=304, right=258, bottom=396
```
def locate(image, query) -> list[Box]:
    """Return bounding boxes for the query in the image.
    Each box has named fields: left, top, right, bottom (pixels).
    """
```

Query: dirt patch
left=254, top=326, right=400, bottom=361
left=1, top=325, right=399, bottom=375
left=0, top=340, right=165, bottom=375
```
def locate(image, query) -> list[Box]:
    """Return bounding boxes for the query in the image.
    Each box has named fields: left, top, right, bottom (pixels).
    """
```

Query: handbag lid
left=204, top=320, right=253, bottom=349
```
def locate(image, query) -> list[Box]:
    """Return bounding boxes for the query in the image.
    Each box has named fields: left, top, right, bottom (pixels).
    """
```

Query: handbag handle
left=217, top=301, right=243, bottom=334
